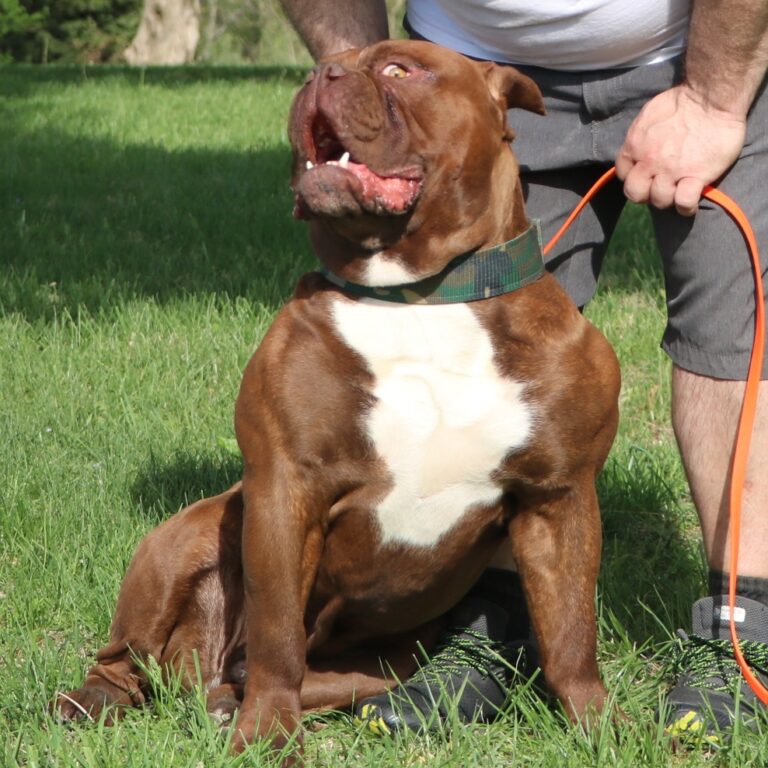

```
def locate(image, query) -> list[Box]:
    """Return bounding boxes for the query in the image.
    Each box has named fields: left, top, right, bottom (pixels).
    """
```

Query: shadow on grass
left=601, top=203, right=664, bottom=293
left=1, top=71, right=316, bottom=322
left=129, top=448, right=242, bottom=525
left=0, top=63, right=308, bottom=97
left=597, top=447, right=704, bottom=642
left=2, top=132, right=314, bottom=320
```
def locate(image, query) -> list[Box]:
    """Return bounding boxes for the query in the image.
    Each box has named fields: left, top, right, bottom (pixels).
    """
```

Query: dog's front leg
left=509, top=478, right=607, bottom=724
left=230, top=465, right=323, bottom=759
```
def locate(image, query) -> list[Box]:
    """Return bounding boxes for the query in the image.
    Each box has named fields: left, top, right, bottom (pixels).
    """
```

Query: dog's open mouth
left=294, top=114, right=423, bottom=219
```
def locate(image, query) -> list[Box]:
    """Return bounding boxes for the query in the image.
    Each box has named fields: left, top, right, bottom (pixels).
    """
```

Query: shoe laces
left=419, top=628, right=524, bottom=681
left=673, top=630, right=768, bottom=695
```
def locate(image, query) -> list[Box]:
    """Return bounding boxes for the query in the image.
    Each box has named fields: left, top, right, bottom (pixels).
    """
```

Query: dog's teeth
left=339, top=151, right=350, bottom=168
left=327, top=160, right=337, bottom=166
left=305, top=161, right=314, bottom=170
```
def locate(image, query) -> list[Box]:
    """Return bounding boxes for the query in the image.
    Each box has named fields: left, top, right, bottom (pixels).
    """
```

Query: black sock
left=469, top=568, right=530, bottom=639
left=708, top=569, right=768, bottom=609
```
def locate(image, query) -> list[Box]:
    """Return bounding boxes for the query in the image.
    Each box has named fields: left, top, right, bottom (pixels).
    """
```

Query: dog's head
left=289, top=40, right=544, bottom=285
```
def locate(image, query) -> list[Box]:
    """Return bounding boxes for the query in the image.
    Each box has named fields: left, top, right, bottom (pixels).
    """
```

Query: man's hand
left=617, top=0, right=768, bottom=217
left=615, top=84, right=747, bottom=217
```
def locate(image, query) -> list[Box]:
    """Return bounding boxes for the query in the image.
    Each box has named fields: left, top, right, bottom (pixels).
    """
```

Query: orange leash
left=543, top=166, right=768, bottom=704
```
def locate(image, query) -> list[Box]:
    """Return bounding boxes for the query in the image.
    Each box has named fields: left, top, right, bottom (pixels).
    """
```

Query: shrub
left=0, top=0, right=142, bottom=63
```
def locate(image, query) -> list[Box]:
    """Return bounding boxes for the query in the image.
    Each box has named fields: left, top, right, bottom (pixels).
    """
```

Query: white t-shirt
left=407, top=0, right=691, bottom=70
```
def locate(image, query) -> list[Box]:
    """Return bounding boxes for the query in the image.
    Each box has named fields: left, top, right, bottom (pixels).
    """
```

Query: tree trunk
left=123, top=0, right=201, bottom=65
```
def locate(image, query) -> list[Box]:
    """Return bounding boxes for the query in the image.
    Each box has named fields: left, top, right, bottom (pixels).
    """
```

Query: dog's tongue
left=295, top=158, right=421, bottom=219
left=344, top=160, right=419, bottom=213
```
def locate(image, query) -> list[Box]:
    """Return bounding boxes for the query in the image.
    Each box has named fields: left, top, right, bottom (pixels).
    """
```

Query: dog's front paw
left=228, top=693, right=303, bottom=765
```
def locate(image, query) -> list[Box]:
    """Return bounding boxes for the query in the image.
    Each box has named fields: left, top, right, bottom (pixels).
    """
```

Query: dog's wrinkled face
left=289, top=40, right=544, bottom=285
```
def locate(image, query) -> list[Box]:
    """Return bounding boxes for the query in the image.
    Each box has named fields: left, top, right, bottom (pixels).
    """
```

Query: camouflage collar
left=319, top=222, right=544, bottom=305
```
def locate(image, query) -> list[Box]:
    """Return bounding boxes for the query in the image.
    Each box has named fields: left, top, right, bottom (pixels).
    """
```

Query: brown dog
left=57, top=40, right=620, bottom=755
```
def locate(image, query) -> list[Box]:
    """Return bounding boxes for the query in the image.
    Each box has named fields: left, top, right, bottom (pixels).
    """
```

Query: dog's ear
left=480, top=61, right=546, bottom=116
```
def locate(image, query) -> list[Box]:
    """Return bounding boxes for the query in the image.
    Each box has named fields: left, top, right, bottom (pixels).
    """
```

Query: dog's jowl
left=57, top=40, right=620, bottom=756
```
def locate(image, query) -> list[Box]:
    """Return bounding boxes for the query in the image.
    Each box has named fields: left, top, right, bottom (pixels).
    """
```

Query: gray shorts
left=506, top=58, right=768, bottom=380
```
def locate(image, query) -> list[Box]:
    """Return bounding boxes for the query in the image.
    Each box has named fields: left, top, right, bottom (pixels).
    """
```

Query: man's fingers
left=649, top=174, right=677, bottom=210
left=620, top=163, right=704, bottom=215
left=621, top=164, right=652, bottom=204
left=614, top=149, right=634, bottom=181
left=674, top=177, right=704, bottom=216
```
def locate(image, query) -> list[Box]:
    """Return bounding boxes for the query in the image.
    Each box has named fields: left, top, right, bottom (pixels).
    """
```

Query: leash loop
left=543, top=166, right=768, bottom=703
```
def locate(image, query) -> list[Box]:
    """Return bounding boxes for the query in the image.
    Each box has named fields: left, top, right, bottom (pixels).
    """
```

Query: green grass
left=1, top=65, right=761, bottom=766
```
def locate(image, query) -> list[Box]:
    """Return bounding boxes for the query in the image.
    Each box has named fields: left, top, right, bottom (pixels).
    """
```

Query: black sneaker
left=353, top=587, right=537, bottom=735
left=664, top=594, right=768, bottom=745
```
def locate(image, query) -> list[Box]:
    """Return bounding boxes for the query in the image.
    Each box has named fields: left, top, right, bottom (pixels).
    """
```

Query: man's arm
left=280, top=0, right=389, bottom=61
left=616, top=0, right=768, bottom=215
left=685, top=0, right=768, bottom=116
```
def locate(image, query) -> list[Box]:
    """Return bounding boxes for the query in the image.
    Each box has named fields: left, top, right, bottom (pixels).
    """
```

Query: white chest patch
left=332, top=298, right=535, bottom=547
left=362, top=252, right=417, bottom=286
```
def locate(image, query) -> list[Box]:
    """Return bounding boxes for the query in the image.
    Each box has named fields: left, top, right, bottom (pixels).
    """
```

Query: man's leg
left=664, top=369, right=768, bottom=740
left=651, top=60, right=768, bottom=729
left=672, top=370, right=768, bottom=579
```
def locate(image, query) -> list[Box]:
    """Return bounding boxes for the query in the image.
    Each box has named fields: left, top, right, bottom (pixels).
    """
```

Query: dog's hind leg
left=55, top=485, right=245, bottom=724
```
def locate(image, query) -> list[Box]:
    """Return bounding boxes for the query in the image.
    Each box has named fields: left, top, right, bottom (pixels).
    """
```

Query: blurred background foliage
left=0, top=0, right=142, bottom=62
left=0, top=0, right=406, bottom=64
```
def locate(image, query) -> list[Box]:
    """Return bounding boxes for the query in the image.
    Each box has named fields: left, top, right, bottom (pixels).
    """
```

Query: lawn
left=1, top=65, right=763, bottom=767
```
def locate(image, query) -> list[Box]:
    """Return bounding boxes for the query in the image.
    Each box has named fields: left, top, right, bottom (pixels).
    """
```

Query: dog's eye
left=382, top=63, right=409, bottom=79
